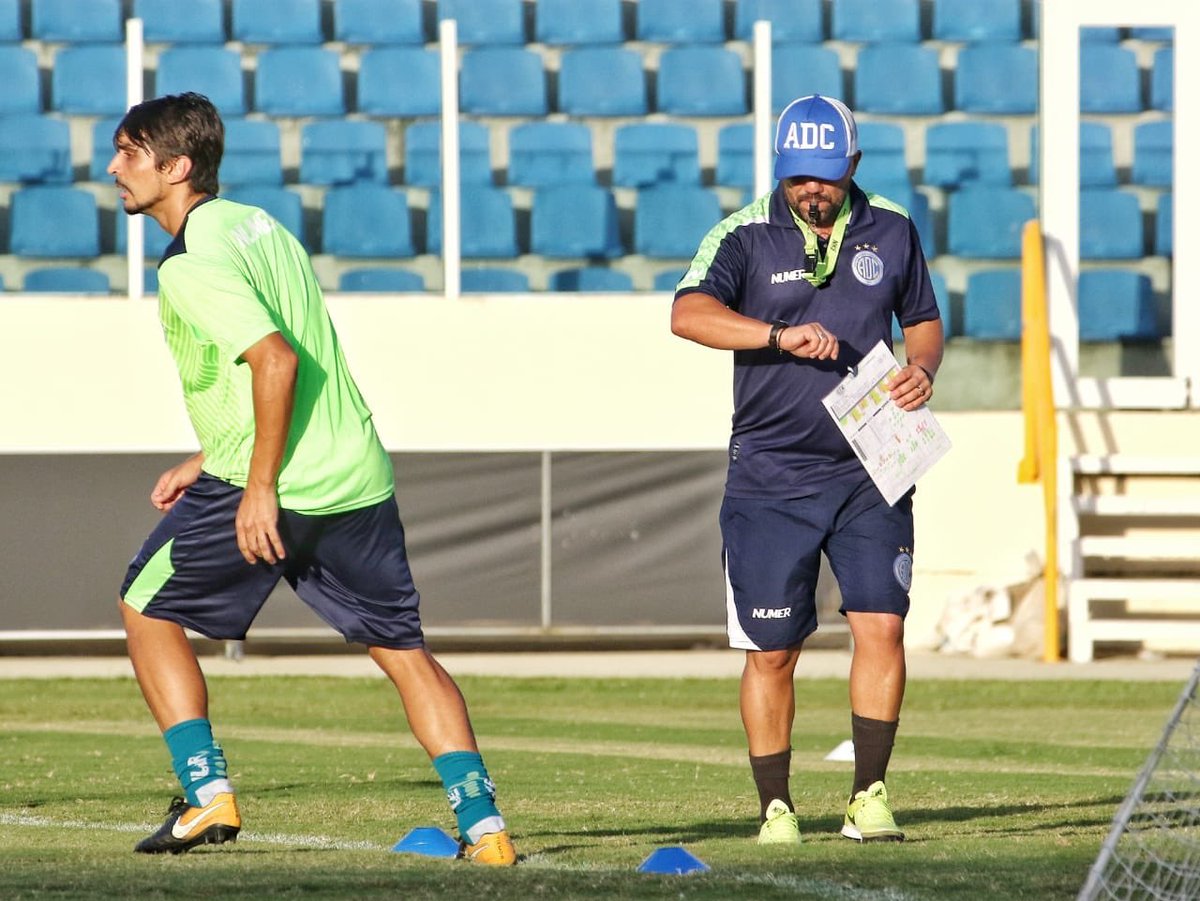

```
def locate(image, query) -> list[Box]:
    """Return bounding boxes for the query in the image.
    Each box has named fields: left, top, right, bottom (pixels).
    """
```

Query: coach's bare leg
left=846, top=611, right=906, bottom=720
left=740, top=647, right=802, bottom=755
left=119, top=599, right=208, bottom=730
left=369, top=646, right=479, bottom=757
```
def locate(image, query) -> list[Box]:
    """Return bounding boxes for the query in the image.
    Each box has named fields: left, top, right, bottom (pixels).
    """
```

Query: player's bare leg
left=741, top=647, right=803, bottom=843
left=120, top=599, right=208, bottom=729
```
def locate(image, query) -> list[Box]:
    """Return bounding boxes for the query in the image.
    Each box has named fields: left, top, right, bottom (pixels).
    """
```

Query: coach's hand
left=780, top=322, right=839, bottom=360
left=236, top=482, right=286, bottom=565
left=151, top=453, right=204, bottom=512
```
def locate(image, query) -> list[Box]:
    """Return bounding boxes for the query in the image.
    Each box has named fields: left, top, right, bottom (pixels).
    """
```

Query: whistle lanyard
left=790, top=196, right=852, bottom=287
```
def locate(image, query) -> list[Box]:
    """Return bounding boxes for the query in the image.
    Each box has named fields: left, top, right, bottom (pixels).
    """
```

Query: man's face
left=107, top=131, right=169, bottom=216
left=780, top=159, right=857, bottom=229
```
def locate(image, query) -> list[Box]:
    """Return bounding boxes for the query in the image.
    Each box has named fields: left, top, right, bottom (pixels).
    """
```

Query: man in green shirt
left=111, top=93, right=515, bottom=865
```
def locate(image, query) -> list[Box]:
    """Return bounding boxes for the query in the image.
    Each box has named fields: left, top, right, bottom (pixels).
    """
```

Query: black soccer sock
left=749, top=748, right=793, bottom=822
left=851, top=714, right=899, bottom=798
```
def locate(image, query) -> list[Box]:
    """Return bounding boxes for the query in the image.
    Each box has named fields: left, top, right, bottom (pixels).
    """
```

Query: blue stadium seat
left=403, top=121, right=492, bottom=187
left=613, top=123, right=700, bottom=188
left=1078, top=270, right=1159, bottom=341
left=23, top=268, right=110, bottom=293
left=1132, top=121, right=1172, bottom=187
left=300, top=120, right=389, bottom=186
left=535, top=0, right=623, bottom=44
left=770, top=45, right=843, bottom=114
left=1151, top=47, right=1173, bottom=111
left=855, top=44, right=942, bottom=115
left=530, top=185, right=623, bottom=258
left=135, top=0, right=224, bottom=43
left=954, top=44, right=1037, bottom=114
left=547, top=267, right=634, bottom=292
left=322, top=184, right=414, bottom=258
left=634, top=186, right=723, bottom=259
left=923, top=122, right=1011, bottom=189
left=460, top=48, right=547, bottom=116
left=427, top=188, right=518, bottom=258
left=32, top=0, right=121, bottom=42
left=1080, top=45, right=1141, bottom=113
left=231, top=0, right=322, bottom=44
left=1080, top=26, right=1121, bottom=43
left=335, top=0, right=424, bottom=45
left=831, top=0, right=920, bottom=42
left=357, top=47, right=441, bottom=118
left=657, top=47, right=747, bottom=116
left=115, top=211, right=174, bottom=259
left=734, top=0, right=823, bottom=42
left=507, top=122, right=595, bottom=188
left=1079, top=189, right=1143, bottom=260
left=143, top=267, right=158, bottom=293
left=558, top=48, right=647, bottom=117
left=90, top=117, right=121, bottom=180
left=439, top=0, right=525, bottom=44
left=338, top=268, right=426, bottom=292
left=223, top=187, right=305, bottom=247
left=0, top=116, right=72, bottom=184
left=1155, top=194, right=1172, bottom=257
left=932, top=0, right=1019, bottom=42
left=0, top=47, right=39, bottom=116
left=52, top=45, right=126, bottom=115
left=854, top=122, right=909, bottom=191
left=155, top=46, right=247, bottom=117
left=636, top=0, right=724, bottom=43
left=255, top=48, right=345, bottom=117
left=947, top=188, right=1035, bottom=259
left=221, top=119, right=283, bottom=187
left=0, top=0, right=19, bottom=40
left=962, top=269, right=1021, bottom=340
left=9, top=187, right=100, bottom=257
left=716, top=123, right=754, bottom=190
left=1028, top=123, right=1117, bottom=187
left=894, top=270, right=950, bottom=340
left=871, top=182, right=935, bottom=259
left=653, top=270, right=683, bottom=291
left=1130, top=27, right=1174, bottom=41
left=461, top=268, right=530, bottom=292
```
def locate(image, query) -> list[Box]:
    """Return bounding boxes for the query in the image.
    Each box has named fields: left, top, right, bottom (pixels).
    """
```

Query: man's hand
left=151, top=454, right=204, bottom=511
left=779, top=322, right=840, bottom=360
left=235, top=482, right=286, bottom=565
left=888, top=364, right=934, bottom=412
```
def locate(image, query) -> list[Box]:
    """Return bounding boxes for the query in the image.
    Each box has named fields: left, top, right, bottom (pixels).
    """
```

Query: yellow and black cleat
left=135, top=792, right=241, bottom=854
left=458, top=830, right=517, bottom=866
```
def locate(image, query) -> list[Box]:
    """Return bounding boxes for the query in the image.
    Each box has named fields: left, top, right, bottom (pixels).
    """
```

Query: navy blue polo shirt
left=675, top=182, right=940, bottom=499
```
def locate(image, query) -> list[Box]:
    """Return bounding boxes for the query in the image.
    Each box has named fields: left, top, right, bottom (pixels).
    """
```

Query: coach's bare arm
left=672, top=291, right=839, bottom=360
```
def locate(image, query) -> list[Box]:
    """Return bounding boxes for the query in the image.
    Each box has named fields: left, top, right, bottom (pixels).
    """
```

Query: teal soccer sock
left=163, top=718, right=233, bottom=808
left=432, top=751, right=505, bottom=843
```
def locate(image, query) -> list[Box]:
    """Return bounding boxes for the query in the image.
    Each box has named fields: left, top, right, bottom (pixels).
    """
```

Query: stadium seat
left=322, top=184, right=414, bottom=258
left=426, top=188, right=518, bottom=258
left=1079, top=189, right=1144, bottom=260
left=0, top=0, right=18, bottom=41
left=507, top=122, right=595, bottom=188
left=1130, top=27, right=1174, bottom=41
left=636, top=0, right=724, bottom=43
left=558, top=48, right=647, bottom=117
left=932, top=0, right=1019, bottom=42
left=1078, top=270, right=1159, bottom=341
left=734, top=0, right=823, bottom=42
left=954, top=44, right=1038, bottom=114
left=535, top=0, right=623, bottom=44
left=460, top=48, right=547, bottom=116
left=1080, top=45, right=1141, bottom=113
left=1132, top=121, right=1173, bottom=187
left=612, top=123, right=700, bottom=188
left=854, top=44, right=942, bottom=115
left=32, top=0, right=121, bottom=42
left=547, top=267, right=634, bottom=292
left=657, top=47, right=747, bottom=116
left=115, top=211, right=174, bottom=259
left=947, top=188, right=1035, bottom=259
left=231, top=0, right=322, bottom=44
left=1155, top=194, right=1172, bottom=257
left=0, top=116, right=72, bottom=184
left=300, top=120, right=389, bottom=186
left=1027, top=123, right=1117, bottom=187
left=854, top=122, right=910, bottom=191
left=653, top=270, right=683, bottom=291
left=1080, top=26, right=1120, bottom=43
left=770, top=45, right=844, bottom=114
left=9, top=187, right=100, bottom=258
left=716, top=123, right=754, bottom=190
left=337, top=267, right=426, bottom=292
left=154, top=46, right=247, bottom=118
left=23, top=268, right=110, bottom=294
left=894, top=270, right=950, bottom=341
left=1151, top=47, right=1173, bottom=111
left=90, top=117, right=123, bottom=180
left=357, top=47, right=441, bottom=118
left=530, top=185, right=623, bottom=258
left=923, top=122, right=1011, bottom=189
left=831, top=0, right=920, bottom=42
left=962, top=268, right=1021, bottom=340
left=255, top=48, right=345, bottom=117
left=634, top=186, right=723, bottom=259
left=403, top=120, right=492, bottom=187
left=223, top=187, right=305, bottom=247
left=872, top=182, right=935, bottom=259
left=0, top=47, right=40, bottom=116
left=461, top=268, right=530, bottom=292
left=52, top=45, right=127, bottom=115
left=143, top=266, right=158, bottom=293
left=334, top=0, right=424, bottom=45
left=221, top=119, right=283, bottom=187
left=438, top=0, right=525, bottom=44
left=135, top=0, right=224, bottom=43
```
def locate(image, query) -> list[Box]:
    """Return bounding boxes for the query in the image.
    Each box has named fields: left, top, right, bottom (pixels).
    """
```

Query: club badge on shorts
left=892, top=548, right=913, bottom=591
left=851, top=244, right=884, bottom=286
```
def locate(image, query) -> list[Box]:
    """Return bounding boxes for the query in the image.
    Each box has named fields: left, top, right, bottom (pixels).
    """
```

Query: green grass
left=0, top=674, right=1181, bottom=900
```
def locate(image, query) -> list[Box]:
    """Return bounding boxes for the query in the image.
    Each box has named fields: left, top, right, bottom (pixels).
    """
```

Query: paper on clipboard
left=821, top=340, right=951, bottom=505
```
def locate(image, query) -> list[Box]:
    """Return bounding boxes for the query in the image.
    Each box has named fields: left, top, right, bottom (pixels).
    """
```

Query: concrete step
left=1078, top=536, right=1200, bottom=561
left=1074, top=496, right=1200, bottom=516
left=1072, top=577, right=1200, bottom=602
left=1072, top=455, right=1200, bottom=476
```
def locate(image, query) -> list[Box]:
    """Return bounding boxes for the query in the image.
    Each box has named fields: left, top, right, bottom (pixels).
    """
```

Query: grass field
left=0, top=672, right=1181, bottom=900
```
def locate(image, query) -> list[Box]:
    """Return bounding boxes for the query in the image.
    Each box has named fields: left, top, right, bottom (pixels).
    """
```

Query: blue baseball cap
left=773, top=94, right=859, bottom=181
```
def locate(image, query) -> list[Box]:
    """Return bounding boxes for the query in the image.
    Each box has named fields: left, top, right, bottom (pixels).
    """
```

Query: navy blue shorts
left=120, top=474, right=424, bottom=648
left=720, top=478, right=913, bottom=651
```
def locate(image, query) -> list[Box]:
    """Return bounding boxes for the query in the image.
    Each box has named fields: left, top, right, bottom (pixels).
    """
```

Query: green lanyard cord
left=790, top=195, right=852, bottom=287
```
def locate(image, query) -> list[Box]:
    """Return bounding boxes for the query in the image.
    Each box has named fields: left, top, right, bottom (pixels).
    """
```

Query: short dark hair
left=115, top=93, right=224, bottom=195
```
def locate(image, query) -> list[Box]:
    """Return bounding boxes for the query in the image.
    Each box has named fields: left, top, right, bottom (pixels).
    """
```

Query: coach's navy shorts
left=120, top=474, right=424, bottom=648
left=720, top=478, right=914, bottom=652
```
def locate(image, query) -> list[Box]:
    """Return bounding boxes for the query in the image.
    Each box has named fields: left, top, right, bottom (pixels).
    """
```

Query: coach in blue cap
left=671, top=94, right=944, bottom=845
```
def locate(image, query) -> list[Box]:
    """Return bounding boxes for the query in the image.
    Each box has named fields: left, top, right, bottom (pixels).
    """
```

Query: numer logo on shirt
left=230, top=210, right=276, bottom=248
left=770, top=268, right=810, bottom=284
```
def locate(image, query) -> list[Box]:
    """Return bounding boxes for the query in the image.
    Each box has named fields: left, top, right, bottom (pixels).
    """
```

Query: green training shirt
left=156, top=196, right=394, bottom=514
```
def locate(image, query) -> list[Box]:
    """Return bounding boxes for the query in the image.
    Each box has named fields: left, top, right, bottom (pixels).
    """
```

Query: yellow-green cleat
left=841, top=781, right=905, bottom=842
left=757, top=798, right=801, bottom=845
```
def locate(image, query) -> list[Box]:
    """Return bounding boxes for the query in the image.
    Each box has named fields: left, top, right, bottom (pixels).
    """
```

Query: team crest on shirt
left=851, top=244, right=884, bottom=286
left=892, top=547, right=913, bottom=590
